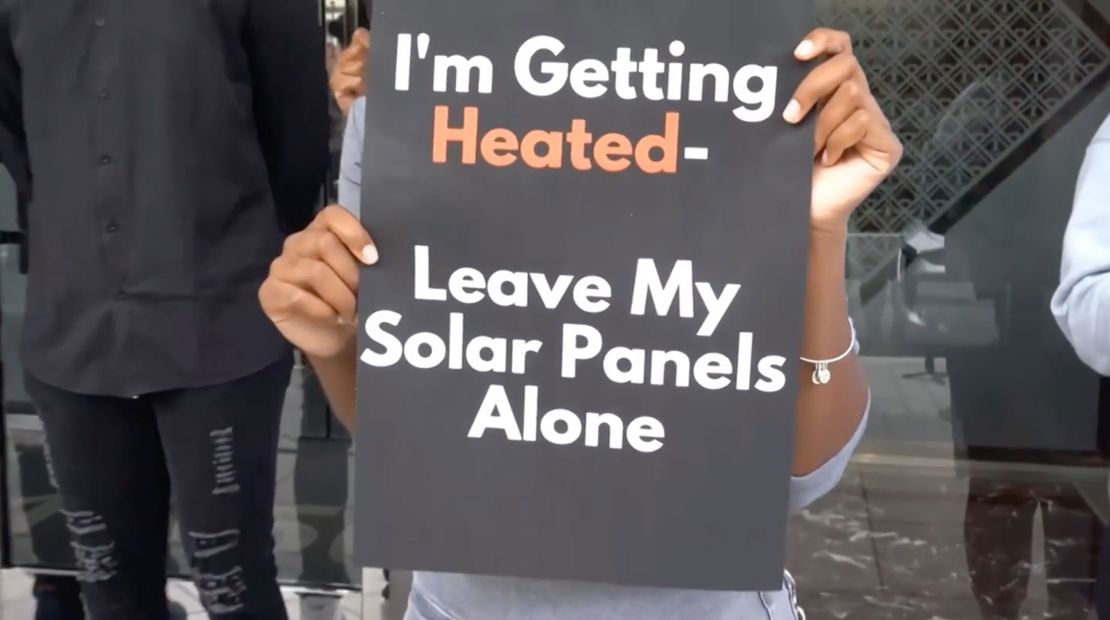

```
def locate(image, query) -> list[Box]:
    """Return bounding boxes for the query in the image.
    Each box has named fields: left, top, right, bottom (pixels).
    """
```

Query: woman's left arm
left=784, top=29, right=903, bottom=476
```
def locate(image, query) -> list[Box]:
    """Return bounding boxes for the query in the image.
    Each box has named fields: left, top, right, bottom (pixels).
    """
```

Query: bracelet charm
left=801, top=319, right=856, bottom=386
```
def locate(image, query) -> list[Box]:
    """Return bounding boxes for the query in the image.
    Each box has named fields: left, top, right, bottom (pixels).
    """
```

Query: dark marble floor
left=8, top=445, right=1108, bottom=619
left=5, top=360, right=1110, bottom=619
left=787, top=464, right=1106, bottom=620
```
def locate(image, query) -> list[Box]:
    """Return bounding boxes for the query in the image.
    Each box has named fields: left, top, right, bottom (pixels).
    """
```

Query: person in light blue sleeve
left=264, top=26, right=900, bottom=620
left=1051, top=112, right=1110, bottom=620
left=1052, top=114, right=1110, bottom=375
left=337, top=97, right=365, bottom=218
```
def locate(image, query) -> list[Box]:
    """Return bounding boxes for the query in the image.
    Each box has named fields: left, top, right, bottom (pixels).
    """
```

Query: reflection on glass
left=292, top=359, right=353, bottom=588
left=783, top=0, right=1110, bottom=618
left=964, top=479, right=1098, bottom=619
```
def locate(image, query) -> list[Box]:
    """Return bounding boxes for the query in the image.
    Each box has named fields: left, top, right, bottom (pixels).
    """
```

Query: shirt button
left=105, top=222, right=119, bottom=233
left=99, top=155, right=112, bottom=165
left=115, top=291, right=127, bottom=300
left=95, top=17, right=106, bottom=27
left=97, top=91, right=110, bottom=100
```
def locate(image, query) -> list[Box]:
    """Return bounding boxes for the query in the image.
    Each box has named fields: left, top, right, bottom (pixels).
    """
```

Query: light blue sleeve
left=1051, top=114, right=1110, bottom=375
left=787, top=394, right=870, bottom=512
left=337, top=97, right=366, bottom=217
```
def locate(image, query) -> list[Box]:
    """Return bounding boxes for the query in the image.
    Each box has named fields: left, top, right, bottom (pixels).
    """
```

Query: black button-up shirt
left=0, top=0, right=329, bottom=396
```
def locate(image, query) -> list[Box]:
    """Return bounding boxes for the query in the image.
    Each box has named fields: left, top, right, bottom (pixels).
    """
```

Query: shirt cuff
left=787, top=391, right=870, bottom=512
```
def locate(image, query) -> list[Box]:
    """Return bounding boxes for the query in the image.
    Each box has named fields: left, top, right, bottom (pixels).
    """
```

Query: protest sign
left=356, top=0, right=815, bottom=590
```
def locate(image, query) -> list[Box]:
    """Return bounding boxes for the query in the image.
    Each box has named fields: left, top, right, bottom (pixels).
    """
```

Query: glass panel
left=0, top=168, right=10, bottom=572
left=271, top=0, right=367, bottom=590
left=270, top=0, right=365, bottom=590
left=1, top=165, right=72, bottom=573
left=324, top=0, right=364, bottom=206
left=784, top=1, right=1110, bottom=618
left=831, top=0, right=1110, bottom=461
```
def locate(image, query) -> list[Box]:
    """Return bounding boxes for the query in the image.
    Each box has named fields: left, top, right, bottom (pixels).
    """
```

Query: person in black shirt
left=0, top=1, right=330, bottom=618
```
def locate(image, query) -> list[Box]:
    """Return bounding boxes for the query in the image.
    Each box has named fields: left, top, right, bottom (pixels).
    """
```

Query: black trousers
left=26, top=354, right=293, bottom=620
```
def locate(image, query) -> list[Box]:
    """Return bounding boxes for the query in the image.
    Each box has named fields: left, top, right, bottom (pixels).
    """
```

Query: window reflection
left=279, top=0, right=365, bottom=592
left=785, top=1, right=1110, bottom=618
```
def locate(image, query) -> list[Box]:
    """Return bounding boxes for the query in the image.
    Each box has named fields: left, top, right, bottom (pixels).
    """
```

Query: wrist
left=806, top=226, right=849, bottom=286
left=809, top=220, right=849, bottom=242
left=308, top=330, right=358, bottom=364
left=808, top=226, right=849, bottom=256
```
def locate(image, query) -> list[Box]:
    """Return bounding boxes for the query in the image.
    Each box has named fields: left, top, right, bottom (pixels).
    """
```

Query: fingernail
left=361, top=245, right=378, bottom=265
left=795, top=40, right=815, bottom=58
left=822, top=150, right=830, bottom=166
left=337, top=316, right=351, bottom=326
left=783, top=99, right=801, bottom=124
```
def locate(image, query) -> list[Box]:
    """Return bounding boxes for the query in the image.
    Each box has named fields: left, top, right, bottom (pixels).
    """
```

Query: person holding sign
left=261, top=26, right=900, bottom=619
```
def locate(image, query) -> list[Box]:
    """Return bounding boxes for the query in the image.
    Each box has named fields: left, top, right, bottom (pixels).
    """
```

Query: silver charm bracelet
left=800, top=318, right=858, bottom=385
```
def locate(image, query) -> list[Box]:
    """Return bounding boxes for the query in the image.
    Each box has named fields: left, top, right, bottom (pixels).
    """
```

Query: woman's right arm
left=311, top=93, right=369, bottom=428
left=308, top=340, right=359, bottom=430
left=259, top=205, right=375, bottom=430
left=263, top=79, right=371, bottom=429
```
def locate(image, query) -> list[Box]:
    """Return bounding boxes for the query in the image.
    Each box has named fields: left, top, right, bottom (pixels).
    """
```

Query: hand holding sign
left=259, top=206, right=376, bottom=358
left=784, top=28, right=903, bottom=234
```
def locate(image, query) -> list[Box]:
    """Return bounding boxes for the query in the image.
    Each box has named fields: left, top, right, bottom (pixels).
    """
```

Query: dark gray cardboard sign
left=356, top=0, right=814, bottom=591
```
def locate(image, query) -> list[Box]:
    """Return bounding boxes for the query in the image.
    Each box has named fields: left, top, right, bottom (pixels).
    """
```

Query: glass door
left=1, top=164, right=74, bottom=576
left=267, top=0, right=363, bottom=590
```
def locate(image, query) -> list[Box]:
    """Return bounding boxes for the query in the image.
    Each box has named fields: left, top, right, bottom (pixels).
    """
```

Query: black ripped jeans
left=26, top=354, right=293, bottom=620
